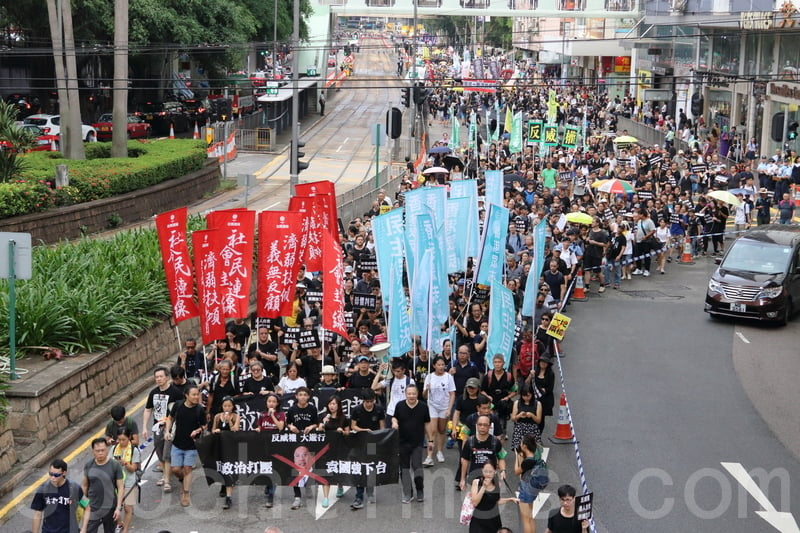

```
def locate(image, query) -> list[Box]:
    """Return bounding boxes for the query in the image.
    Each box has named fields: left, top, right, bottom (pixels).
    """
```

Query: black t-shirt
left=286, top=403, right=318, bottom=431
left=460, top=434, right=503, bottom=473
left=454, top=395, right=480, bottom=420
left=299, top=355, right=323, bottom=389
left=351, top=403, right=385, bottom=431
left=547, top=510, right=584, bottom=533
left=241, top=376, right=274, bottom=395
left=145, top=385, right=184, bottom=427
left=347, top=371, right=376, bottom=390
left=30, top=479, right=82, bottom=533
left=169, top=401, right=206, bottom=450
left=392, top=400, right=430, bottom=446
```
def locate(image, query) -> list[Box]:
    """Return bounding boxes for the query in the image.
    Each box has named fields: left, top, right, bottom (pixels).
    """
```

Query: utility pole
left=290, top=0, right=300, bottom=196
left=112, top=0, right=128, bottom=158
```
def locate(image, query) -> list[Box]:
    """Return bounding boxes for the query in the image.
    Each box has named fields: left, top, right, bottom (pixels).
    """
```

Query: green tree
left=0, top=101, right=36, bottom=182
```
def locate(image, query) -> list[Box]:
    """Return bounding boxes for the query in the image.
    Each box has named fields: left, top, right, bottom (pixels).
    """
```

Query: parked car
left=0, top=124, right=57, bottom=152
left=22, top=114, right=97, bottom=142
left=705, top=225, right=800, bottom=325
left=91, top=113, right=151, bottom=141
left=137, top=101, right=190, bottom=135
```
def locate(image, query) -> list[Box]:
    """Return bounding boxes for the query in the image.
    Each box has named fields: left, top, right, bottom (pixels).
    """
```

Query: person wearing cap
left=756, top=155, right=772, bottom=191
left=755, top=188, right=772, bottom=225
left=450, top=375, right=483, bottom=488
left=315, top=365, right=340, bottom=391
left=346, top=355, right=377, bottom=390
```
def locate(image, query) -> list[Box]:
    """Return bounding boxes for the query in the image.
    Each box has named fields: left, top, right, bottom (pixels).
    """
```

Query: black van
left=705, top=225, right=800, bottom=325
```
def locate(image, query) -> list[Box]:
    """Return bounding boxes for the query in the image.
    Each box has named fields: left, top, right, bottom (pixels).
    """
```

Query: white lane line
left=736, top=331, right=751, bottom=344
left=542, top=447, right=550, bottom=462
left=336, top=137, right=350, bottom=152
left=266, top=201, right=281, bottom=210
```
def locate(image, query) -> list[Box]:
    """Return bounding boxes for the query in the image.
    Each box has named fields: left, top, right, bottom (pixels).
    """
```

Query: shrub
left=0, top=139, right=207, bottom=218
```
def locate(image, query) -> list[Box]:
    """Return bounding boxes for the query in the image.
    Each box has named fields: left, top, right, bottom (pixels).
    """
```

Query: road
left=558, top=257, right=800, bottom=532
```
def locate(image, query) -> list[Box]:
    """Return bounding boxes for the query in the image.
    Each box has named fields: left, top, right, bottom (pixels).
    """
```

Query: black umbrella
left=443, top=155, right=464, bottom=170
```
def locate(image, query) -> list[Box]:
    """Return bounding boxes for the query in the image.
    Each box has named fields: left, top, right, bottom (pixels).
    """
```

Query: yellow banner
left=546, top=312, right=571, bottom=341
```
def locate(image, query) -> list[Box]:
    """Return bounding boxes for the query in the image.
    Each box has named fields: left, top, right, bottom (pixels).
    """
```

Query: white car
left=23, top=114, right=97, bottom=142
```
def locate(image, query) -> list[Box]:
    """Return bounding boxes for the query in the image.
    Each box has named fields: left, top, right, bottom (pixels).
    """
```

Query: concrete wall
left=0, top=160, right=221, bottom=244
left=4, top=316, right=198, bottom=467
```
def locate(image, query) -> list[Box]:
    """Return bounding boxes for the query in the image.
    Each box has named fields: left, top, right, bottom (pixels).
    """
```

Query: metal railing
left=236, top=128, right=274, bottom=152
left=336, top=165, right=407, bottom=224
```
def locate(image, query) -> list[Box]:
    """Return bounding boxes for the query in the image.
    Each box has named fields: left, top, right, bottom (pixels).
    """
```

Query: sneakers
left=613, top=284, right=619, bottom=289
left=598, top=285, right=606, bottom=293
left=643, top=270, right=651, bottom=277
left=417, top=491, right=424, bottom=502
left=402, top=495, right=413, bottom=504
left=632, top=269, right=643, bottom=275
left=350, top=498, right=364, bottom=509
left=322, top=497, right=330, bottom=508
left=265, top=495, right=274, bottom=508
left=223, top=496, right=232, bottom=510
left=436, top=451, right=445, bottom=463
left=422, top=456, right=434, bottom=467
left=291, top=497, right=303, bottom=510
left=219, top=486, right=226, bottom=497
left=336, top=486, right=344, bottom=498
left=446, top=438, right=455, bottom=449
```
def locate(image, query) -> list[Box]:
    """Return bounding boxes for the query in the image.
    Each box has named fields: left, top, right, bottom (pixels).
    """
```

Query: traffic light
left=771, top=112, right=785, bottom=142
left=412, top=82, right=428, bottom=105
left=401, top=87, right=410, bottom=108
left=789, top=121, right=799, bottom=140
left=386, top=107, right=402, bottom=139
left=690, top=92, right=704, bottom=117
left=292, top=140, right=309, bottom=174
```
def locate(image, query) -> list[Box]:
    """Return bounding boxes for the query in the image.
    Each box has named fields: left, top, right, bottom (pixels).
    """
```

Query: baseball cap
left=344, top=265, right=354, bottom=273
left=466, top=377, right=481, bottom=389
left=356, top=355, right=370, bottom=363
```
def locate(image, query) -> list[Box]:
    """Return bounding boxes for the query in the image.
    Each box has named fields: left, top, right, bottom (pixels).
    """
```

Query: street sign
left=0, top=232, right=32, bottom=280
left=307, top=65, right=318, bottom=76
left=371, top=124, right=386, bottom=146
left=266, top=81, right=279, bottom=96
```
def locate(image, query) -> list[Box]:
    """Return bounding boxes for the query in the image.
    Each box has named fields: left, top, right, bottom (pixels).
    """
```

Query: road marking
left=0, top=395, right=148, bottom=520
left=532, top=492, right=551, bottom=517
left=336, top=137, right=349, bottom=153
left=736, top=331, right=751, bottom=344
left=313, top=485, right=351, bottom=519
left=721, top=462, right=800, bottom=533
left=265, top=202, right=282, bottom=210
left=255, top=154, right=286, bottom=178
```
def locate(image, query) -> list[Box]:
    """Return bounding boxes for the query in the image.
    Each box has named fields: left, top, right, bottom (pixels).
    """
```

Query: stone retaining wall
left=4, top=316, right=197, bottom=465
left=0, top=423, right=16, bottom=477
left=0, top=160, right=221, bottom=244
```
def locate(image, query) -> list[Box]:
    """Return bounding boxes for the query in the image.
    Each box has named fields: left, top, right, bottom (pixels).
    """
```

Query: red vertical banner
left=206, top=209, right=255, bottom=318
left=295, top=180, right=338, bottom=234
left=155, top=207, right=199, bottom=323
left=192, top=229, right=227, bottom=344
left=288, top=195, right=325, bottom=272
left=256, top=211, right=305, bottom=319
left=321, top=229, right=349, bottom=338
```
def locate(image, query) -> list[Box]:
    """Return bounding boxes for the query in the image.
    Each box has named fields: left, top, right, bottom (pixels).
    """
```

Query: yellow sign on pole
left=546, top=312, right=571, bottom=340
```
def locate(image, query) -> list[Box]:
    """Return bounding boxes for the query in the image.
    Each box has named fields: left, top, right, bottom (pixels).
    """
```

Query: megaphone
left=369, top=342, right=392, bottom=361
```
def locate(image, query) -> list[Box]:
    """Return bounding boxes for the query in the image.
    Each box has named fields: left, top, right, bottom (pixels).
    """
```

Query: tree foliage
left=0, top=101, right=36, bottom=183
left=425, top=16, right=513, bottom=51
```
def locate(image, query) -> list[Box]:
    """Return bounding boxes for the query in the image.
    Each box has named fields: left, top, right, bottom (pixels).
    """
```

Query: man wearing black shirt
left=349, top=390, right=385, bottom=508
left=347, top=356, right=377, bottom=390
left=285, top=387, right=319, bottom=510
left=176, top=338, right=202, bottom=379
left=546, top=484, right=590, bottom=533
left=141, top=367, right=184, bottom=492
left=247, top=327, right=281, bottom=385
left=392, top=385, right=430, bottom=503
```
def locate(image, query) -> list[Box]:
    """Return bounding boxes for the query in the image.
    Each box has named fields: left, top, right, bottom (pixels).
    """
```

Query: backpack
left=521, top=446, right=549, bottom=490
left=106, top=417, right=137, bottom=440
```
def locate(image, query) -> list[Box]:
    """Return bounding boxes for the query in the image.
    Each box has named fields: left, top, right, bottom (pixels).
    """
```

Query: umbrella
left=707, top=190, right=742, bottom=206
left=597, top=179, right=635, bottom=194
left=428, top=146, right=452, bottom=154
left=612, top=135, right=638, bottom=143
left=443, top=155, right=464, bottom=170
left=422, top=166, right=449, bottom=175
left=565, top=212, right=593, bottom=225
left=590, top=179, right=610, bottom=189
left=727, top=187, right=754, bottom=197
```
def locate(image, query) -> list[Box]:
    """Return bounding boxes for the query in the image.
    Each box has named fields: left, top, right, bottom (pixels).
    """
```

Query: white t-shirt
left=424, top=372, right=456, bottom=410
left=277, top=376, right=306, bottom=395
left=380, top=375, right=412, bottom=416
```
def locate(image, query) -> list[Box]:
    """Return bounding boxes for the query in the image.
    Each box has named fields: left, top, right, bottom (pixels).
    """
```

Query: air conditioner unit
left=669, top=0, right=687, bottom=13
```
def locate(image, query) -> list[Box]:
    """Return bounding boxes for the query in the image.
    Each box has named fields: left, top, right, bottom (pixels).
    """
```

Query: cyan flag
left=509, top=111, right=523, bottom=154
left=448, top=180, right=479, bottom=258
left=484, top=170, right=504, bottom=212
left=487, top=284, right=516, bottom=369
left=522, top=218, right=548, bottom=317
left=388, top=260, right=412, bottom=358
left=445, top=197, right=470, bottom=273
left=372, top=208, right=405, bottom=310
left=475, top=204, right=509, bottom=287
left=410, top=214, right=436, bottom=338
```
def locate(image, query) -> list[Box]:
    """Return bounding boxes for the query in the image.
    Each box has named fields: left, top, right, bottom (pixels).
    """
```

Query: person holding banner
left=255, top=393, right=284, bottom=508
left=276, top=363, right=306, bottom=396
left=545, top=485, right=589, bottom=533
left=212, top=396, right=240, bottom=510
left=350, top=389, right=385, bottom=508
left=286, top=387, right=319, bottom=510
left=319, top=395, right=349, bottom=507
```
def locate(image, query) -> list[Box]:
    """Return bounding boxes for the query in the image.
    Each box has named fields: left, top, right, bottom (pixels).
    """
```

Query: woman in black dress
left=511, top=384, right=542, bottom=451
left=469, top=462, right=519, bottom=533
left=533, top=354, right=555, bottom=434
